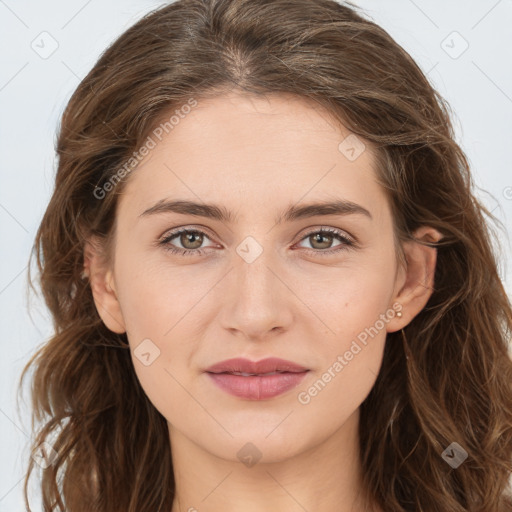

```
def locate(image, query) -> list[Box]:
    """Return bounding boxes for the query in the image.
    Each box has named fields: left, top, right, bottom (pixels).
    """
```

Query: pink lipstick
left=205, top=357, right=309, bottom=400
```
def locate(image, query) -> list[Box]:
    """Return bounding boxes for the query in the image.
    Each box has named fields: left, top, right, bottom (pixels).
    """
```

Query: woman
left=20, top=0, right=512, bottom=510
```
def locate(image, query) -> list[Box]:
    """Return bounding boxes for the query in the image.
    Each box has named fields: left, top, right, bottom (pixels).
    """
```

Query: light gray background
left=1, top=0, right=511, bottom=509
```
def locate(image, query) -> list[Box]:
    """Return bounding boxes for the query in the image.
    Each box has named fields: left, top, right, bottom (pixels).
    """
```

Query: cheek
left=114, top=249, right=200, bottom=340
left=291, top=254, right=395, bottom=403
left=296, top=254, right=396, bottom=340
left=301, top=284, right=390, bottom=400
left=293, top=334, right=385, bottom=448
left=292, top=272, right=394, bottom=419
left=112, top=254, right=210, bottom=412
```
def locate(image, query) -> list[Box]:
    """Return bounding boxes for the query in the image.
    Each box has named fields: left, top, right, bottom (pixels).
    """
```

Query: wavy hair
left=20, top=0, right=512, bottom=510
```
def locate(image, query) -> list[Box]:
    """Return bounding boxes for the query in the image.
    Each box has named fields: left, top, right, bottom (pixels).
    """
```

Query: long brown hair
left=20, top=0, right=512, bottom=510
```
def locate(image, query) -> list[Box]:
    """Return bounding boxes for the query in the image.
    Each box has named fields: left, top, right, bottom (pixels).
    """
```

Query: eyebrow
left=139, top=198, right=372, bottom=224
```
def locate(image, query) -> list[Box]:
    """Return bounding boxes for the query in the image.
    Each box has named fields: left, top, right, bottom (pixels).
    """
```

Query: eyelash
left=158, top=226, right=356, bottom=257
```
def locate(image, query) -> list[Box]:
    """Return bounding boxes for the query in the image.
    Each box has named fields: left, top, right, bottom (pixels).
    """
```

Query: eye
left=158, top=228, right=217, bottom=257
left=158, top=226, right=356, bottom=258
left=295, top=227, right=355, bottom=256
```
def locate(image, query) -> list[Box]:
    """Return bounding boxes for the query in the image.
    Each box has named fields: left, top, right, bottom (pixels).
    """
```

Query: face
left=88, top=91, right=433, bottom=464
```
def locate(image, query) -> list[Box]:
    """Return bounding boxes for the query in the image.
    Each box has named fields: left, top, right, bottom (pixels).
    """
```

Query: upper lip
left=205, top=357, right=309, bottom=375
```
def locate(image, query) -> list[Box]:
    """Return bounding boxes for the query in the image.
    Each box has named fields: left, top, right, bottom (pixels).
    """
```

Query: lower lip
left=206, top=371, right=309, bottom=400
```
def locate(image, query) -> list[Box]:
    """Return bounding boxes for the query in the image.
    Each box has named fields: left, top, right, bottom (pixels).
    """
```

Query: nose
left=218, top=244, right=295, bottom=342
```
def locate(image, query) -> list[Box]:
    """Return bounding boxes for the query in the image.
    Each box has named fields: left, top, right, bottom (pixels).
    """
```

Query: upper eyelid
left=160, top=225, right=217, bottom=243
left=304, top=226, right=353, bottom=241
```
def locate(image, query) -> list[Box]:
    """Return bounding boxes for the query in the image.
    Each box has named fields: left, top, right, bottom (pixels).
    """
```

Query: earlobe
left=83, top=238, right=126, bottom=334
left=387, top=226, right=443, bottom=333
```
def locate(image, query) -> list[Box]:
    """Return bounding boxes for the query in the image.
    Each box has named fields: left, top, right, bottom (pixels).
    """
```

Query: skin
left=85, top=90, right=442, bottom=512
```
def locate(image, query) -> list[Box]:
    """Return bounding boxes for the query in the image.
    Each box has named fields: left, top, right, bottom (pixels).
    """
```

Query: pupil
left=182, top=232, right=202, bottom=249
left=313, top=233, right=332, bottom=249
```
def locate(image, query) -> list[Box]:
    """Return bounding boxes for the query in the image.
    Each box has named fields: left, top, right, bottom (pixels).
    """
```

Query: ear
left=83, top=237, right=126, bottom=334
left=387, top=226, right=443, bottom=333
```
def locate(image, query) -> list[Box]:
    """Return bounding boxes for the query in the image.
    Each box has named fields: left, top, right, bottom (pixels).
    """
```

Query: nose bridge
left=234, top=233, right=280, bottom=302
left=220, top=234, right=293, bottom=339
left=237, top=239, right=275, bottom=294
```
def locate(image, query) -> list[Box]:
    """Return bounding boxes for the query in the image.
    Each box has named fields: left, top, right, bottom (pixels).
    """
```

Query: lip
left=205, top=357, right=309, bottom=374
left=205, top=357, right=310, bottom=400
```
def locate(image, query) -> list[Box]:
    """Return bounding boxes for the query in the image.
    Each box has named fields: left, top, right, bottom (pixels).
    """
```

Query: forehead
left=119, top=92, right=387, bottom=222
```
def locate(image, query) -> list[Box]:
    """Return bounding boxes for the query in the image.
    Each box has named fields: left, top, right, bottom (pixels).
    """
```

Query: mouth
left=211, top=370, right=302, bottom=376
left=204, top=358, right=310, bottom=400
left=205, top=357, right=309, bottom=375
